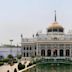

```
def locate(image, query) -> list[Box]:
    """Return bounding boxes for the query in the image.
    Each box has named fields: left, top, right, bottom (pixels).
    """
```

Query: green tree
left=7, top=54, right=14, bottom=59
left=17, top=55, right=22, bottom=59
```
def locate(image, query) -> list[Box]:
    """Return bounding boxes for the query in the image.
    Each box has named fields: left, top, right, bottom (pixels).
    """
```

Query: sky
left=0, top=0, right=72, bottom=45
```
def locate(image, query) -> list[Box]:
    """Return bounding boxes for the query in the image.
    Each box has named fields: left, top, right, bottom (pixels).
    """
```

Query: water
left=24, top=64, right=72, bottom=72
left=0, top=47, right=21, bottom=58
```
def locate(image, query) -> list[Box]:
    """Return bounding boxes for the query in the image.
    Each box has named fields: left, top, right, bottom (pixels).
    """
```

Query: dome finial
left=54, top=10, right=56, bottom=22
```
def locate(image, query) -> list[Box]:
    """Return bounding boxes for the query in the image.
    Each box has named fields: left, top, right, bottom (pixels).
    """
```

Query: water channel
left=24, top=64, right=72, bottom=72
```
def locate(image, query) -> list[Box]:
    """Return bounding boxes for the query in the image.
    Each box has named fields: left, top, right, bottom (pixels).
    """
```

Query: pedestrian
left=7, top=70, right=9, bottom=72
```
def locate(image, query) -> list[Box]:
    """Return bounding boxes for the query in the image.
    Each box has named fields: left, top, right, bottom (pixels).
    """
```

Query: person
left=14, top=68, right=17, bottom=72
left=7, top=70, right=9, bottom=72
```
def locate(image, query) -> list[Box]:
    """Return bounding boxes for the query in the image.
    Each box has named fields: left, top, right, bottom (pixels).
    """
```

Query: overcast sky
left=0, top=0, right=72, bottom=45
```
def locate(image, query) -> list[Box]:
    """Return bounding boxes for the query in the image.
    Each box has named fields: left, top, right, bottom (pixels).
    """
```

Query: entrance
left=47, top=49, right=51, bottom=56
left=41, top=49, right=45, bottom=56
left=53, top=49, right=57, bottom=57
left=60, top=49, right=64, bottom=56
left=66, top=49, right=70, bottom=56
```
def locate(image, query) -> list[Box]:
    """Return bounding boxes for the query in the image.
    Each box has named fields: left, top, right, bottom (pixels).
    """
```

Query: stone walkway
left=0, top=60, right=30, bottom=72
left=0, top=63, right=18, bottom=72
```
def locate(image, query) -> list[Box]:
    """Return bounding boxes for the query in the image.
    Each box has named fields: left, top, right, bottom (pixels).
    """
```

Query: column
left=57, top=49, right=59, bottom=57
left=45, top=45, right=47, bottom=56
left=51, top=48, right=53, bottom=57
left=70, top=45, right=71, bottom=57
left=57, top=44, right=60, bottom=57
left=64, top=44, right=66, bottom=57
left=36, top=43, right=39, bottom=56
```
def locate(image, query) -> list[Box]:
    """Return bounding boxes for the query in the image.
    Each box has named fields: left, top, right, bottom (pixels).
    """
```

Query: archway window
left=27, top=47, right=28, bottom=50
left=27, top=53, right=29, bottom=57
left=24, top=47, right=25, bottom=50
left=30, top=47, right=31, bottom=50
left=41, top=49, right=45, bottom=56
left=60, top=49, right=64, bottom=56
left=54, top=37, right=57, bottom=40
left=66, top=49, right=70, bottom=56
left=47, top=49, right=51, bottom=56
left=35, top=52, right=36, bottom=56
left=35, top=46, right=36, bottom=50
left=24, top=53, right=25, bottom=57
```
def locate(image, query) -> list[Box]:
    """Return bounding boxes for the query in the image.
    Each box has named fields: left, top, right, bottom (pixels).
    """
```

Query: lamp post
left=10, top=39, right=13, bottom=55
left=17, top=44, right=18, bottom=56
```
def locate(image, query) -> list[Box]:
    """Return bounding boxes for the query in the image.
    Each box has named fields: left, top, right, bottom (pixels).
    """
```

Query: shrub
left=18, top=63, right=22, bottom=70
left=3, top=58, right=9, bottom=63
left=17, top=55, right=22, bottom=59
left=0, top=62, right=4, bottom=66
left=7, top=54, right=13, bottom=59
left=14, top=68, right=17, bottom=72
left=27, top=62, right=32, bottom=67
left=22, top=64, right=25, bottom=69
left=0, top=60, right=3, bottom=62
left=33, top=61, right=36, bottom=64
left=13, top=59, right=17, bottom=63
left=18, top=63, right=25, bottom=70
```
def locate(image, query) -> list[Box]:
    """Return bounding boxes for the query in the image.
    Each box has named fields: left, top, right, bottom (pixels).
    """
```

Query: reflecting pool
left=24, top=64, right=72, bottom=72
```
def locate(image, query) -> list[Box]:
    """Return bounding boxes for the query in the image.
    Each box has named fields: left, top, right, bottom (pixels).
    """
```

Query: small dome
left=48, top=22, right=63, bottom=29
left=47, top=22, right=64, bottom=32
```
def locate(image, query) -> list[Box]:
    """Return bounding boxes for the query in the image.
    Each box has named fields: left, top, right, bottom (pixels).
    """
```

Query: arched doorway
left=60, top=49, right=64, bottom=56
left=47, top=49, right=51, bottom=56
left=24, top=53, right=25, bottom=57
left=41, top=49, right=45, bottom=56
left=53, top=49, right=57, bottom=57
left=66, top=49, right=70, bottom=56
left=27, top=53, right=29, bottom=57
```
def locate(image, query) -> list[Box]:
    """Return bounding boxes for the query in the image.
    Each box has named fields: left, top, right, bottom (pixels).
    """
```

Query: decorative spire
left=54, top=10, right=56, bottom=22
left=21, top=34, right=23, bottom=38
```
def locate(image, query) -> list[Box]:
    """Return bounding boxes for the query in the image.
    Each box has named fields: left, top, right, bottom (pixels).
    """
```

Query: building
left=21, top=11, right=72, bottom=60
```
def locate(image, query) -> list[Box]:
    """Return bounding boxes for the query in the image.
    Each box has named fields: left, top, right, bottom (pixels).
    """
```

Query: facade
left=21, top=12, right=72, bottom=59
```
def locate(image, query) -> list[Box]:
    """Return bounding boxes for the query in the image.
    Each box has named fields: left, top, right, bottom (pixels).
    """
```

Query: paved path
left=0, top=63, right=18, bottom=72
left=0, top=60, right=30, bottom=72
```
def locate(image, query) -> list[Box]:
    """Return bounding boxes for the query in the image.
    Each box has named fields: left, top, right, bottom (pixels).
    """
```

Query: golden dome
left=48, top=22, right=63, bottom=29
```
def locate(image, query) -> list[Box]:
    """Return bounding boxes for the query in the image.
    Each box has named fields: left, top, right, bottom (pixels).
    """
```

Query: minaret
left=21, top=34, right=23, bottom=38
left=54, top=10, right=56, bottom=22
left=21, top=34, right=23, bottom=43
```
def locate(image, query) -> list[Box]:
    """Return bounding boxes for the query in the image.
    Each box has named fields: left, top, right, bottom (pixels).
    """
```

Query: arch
left=66, top=49, right=70, bottom=56
left=27, top=47, right=28, bottom=50
left=24, top=53, right=25, bottom=57
left=35, top=52, right=36, bottom=56
left=53, top=49, right=57, bottom=57
left=27, top=53, right=29, bottom=57
left=24, top=47, right=25, bottom=50
left=41, top=49, right=45, bottom=56
left=30, top=46, right=31, bottom=50
left=60, top=49, right=64, bottom=56
left=47, top=49, right=51, bottom=56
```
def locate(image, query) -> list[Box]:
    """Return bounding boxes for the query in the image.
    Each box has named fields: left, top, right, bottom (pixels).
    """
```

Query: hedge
left=0, top=62, right=4, bottom=66
left=18, top=63, right=25, bottom=70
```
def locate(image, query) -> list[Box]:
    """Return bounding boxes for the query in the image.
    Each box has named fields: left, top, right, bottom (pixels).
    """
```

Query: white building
left=21, top=12, right=72, bottom=59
